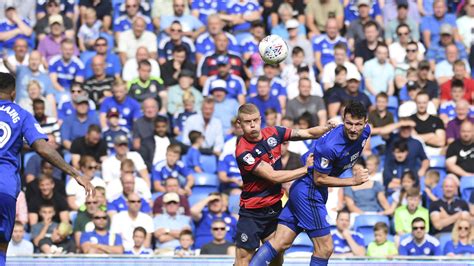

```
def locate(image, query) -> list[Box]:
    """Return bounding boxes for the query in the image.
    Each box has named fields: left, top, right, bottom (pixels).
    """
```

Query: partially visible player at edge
left=234, top=103, right=337, bottom=266
left=0, top=72, right=95, bottom=265
left=249, top=101, right=371, bottom=266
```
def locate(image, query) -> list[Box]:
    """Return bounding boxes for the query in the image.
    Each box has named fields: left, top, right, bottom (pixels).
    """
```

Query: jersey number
left=0, top=122, right=12, bottom=148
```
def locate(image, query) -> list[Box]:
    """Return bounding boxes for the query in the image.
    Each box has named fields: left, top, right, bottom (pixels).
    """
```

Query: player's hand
left=75, top=175, right=96, bottom=197
left=398, top=120, right=416, bottom=128
left=352, top=168, right=369, bottom=186
left=305, top=153, right=314, bottom=168
left=326, top=119, right=339, bottom=131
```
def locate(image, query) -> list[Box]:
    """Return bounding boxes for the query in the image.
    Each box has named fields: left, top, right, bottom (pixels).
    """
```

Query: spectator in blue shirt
left=49, top=38, right=85, bottom=95
left=331, top=209, right=366, bottom=256
left=420, top=0, right=459, bottom=49
left=161, top=0, right=205, bottom=40
left=124, top=227, right=153, bottom=255
left=57, top=82, right=97, bottom=122
left=399, top=217, right=442, bottom=256
left=99, top=79, right=142, bottom=130
left=208, top=79, right=239, bottom=135
left=248, top=76, right=282, bottom=127
left=152, top=144, right=194, bottom=195
left=80, top=209, right=124, bottom=254
left=383, top=139, right=420, bottom=190
left=107, top=172, right=151, bottom=216
left=60, top=94, right=99, bottom=150
left=426, top=24, right=467, bottom=64
left=84, top=37, right=122, bottom=80
left=190, top=0, right=226, bottom=25
left=443, top=218, right=474, bottom=256
left=222, top=0, right=262, bottom=42
left=217, top=153, right=242, bottom=195
left=174, top=229, right=195, bottom=256
left=240, top=20, right=265, bottom=76
left=195, top=14, right=240, bottom=63
left=158, top=20, right=196, bottom=65
left=102, top=108, right=131, bottom=154
left=0, top=6, right=33, bottom=50
left=248, top=63, right=287, bottom=110
left=313, top=18, right=349, bottom=77
left=190, top=192, right=237, bottom=249
left=113, top=0, right=153, bottom=36
left=184, top=130, right=204, bottom=173
left=344, top=0, right=382, bottom=27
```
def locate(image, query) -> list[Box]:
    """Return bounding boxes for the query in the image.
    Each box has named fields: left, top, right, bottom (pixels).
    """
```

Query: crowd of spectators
left=3, top=0, right=474, bottom=258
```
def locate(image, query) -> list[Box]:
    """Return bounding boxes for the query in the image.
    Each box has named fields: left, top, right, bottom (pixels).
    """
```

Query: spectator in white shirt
left=117, top=17, right=157, bottom=64
left=7, top=221, right=34, bottom=256
left=106, top=159, right=152, bottom=202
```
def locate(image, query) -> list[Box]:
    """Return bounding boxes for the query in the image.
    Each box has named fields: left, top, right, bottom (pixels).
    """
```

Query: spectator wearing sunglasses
left=443, top=218, right=474, bottom=256
left=399, top=217, right=442, bottom=256
left=84, top=38, right=122, bottom=80
left=200, top=219, right=235, bottom=255
left=72, top=191, right=107, bottom=249
left=80, top=209, right=124, bottom=254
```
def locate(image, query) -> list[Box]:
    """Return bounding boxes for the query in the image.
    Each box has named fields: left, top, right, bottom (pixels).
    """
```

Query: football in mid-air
left=258, top=35, right=288, bottom=65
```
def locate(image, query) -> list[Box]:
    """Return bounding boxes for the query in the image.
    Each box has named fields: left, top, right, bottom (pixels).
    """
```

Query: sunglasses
left=85, top=201, right=98, bottom=205
left=212, top=227, right=226, bottom=231
left=412, top=226, right=425, bottom=231
left=174, top=4, right=185, bottom=7
left=406, top=49, right=417, bottom=53
left=94, top=216, right=107, bottom=220
left=458, top=226, right=470, bottom=231
left=71, top=90, right=82, bottom=94
left=128, top=200, right=141, bottom=203
left=95, top=43, right=107, bottom=47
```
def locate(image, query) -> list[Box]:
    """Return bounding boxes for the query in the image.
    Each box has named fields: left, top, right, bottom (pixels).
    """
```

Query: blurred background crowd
left=2, top=0, right=474, bottom=258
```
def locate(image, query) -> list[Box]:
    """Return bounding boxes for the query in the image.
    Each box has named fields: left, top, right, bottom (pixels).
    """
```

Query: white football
left=258, top=35, right=289, bottom=65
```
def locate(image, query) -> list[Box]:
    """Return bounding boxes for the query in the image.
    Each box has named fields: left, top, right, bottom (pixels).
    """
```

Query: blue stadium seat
left=23, top=232, right=31, bottom=241
left=151, top=192, right=163, bottom=202
left=193, top=173, right=219, bottom=187
left=387, top=96, right=399, bottom=117
left=189, top=186, right=218, bottom=206
left=353, top=215, right=390, bottom=246
left=200, top=155, right=217, bottom=173
left=23, top=152, right=35, bottom=168
left=429, top=155, right=446, bottom=170
left=460, top=176, right=474, bottom=201
left=370, top=135, right=385, bottom=153
left=438, top=232, right=452, bottom=251
left=286, top=233, right=313, bottom=254
left=228, top=194, right=240, bottom=215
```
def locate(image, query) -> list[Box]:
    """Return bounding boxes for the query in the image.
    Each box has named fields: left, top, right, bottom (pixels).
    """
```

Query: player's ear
left=10, top=90, right=16, bottom=102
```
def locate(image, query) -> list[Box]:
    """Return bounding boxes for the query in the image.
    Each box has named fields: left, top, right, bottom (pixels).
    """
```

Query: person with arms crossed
left=250, top=101, right=371, bottom=266
left=0, top=72, right=94, bottom=264
left=234, top=103, right=336, bottom=266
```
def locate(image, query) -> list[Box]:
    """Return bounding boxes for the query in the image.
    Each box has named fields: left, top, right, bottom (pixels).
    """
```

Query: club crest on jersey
left=267, top=137, right=277, bottom=148
left=243, top=153, right=255, bottom=165
left=321, top=157, right=329, bottom=168
left=240, top=233, right=248, bottom=243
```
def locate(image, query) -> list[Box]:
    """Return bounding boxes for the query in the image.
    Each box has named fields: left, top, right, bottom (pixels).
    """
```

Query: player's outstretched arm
left=253, top=154, right=313, bottom=183
left=313, top=167, right=369, bottom=187
left=32, top=139, right=95, bottom=196
left=289, top=120, right=338, bottom=141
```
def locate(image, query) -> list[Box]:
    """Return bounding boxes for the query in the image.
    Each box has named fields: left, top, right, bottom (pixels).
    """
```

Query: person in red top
left=440, top=60, right=474, bottom=104
left=234, top=103, right=335, bottom=266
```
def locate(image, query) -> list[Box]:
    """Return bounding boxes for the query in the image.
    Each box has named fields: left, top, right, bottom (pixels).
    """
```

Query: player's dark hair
left=154, top=115, right=169, bottom=125
left=291, top=46, right=304, bottom=56
left=336, top=208, right=350, bottom=219
left=451, top=79, right=464, bottom=90
left=32, top=98, right=45, bottom=106
left=138, top=59, right=151, bottom=69
left=393, top=139, right=409, bottom=152
left=412, top=217, right=426, bottom=226
left=343, top=101, right=367, bottom=119
left=188, top=130, right=203, bottom=145
left=87, top=124, right=101, bottom=134
left=374, top=222, right=388, bottom=234
left=0, top=72, right=16, bottom=92
left=180, top=229, right=193, bottom=239
left=173, top=44, right=187, bottom=54
left=335, top=65, right=347, bottom=75
left=133, top=226, right=147, bottom=236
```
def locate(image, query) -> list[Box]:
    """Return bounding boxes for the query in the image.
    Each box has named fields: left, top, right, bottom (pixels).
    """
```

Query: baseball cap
left=49, top=14, right=63, bottom=26
left=285, top=19, right=299, bottom=29
left=357, top=0, right=371, bottom=7
left=346, top=70, right=361, bottom=81
left=73, top=95, right=89, bottom=104
left=297, top=63, right=310, bottom=73
left=216, top=55, right=229, bottom=66
left=440, top=24, right=453, bottom=35
left=178, top=69, right=194, bottom=78
left=406, top=80, right=418, bottom=91
left=107, top=108, right=120, bottom=118
left=163, top=192, right=180, bottom=203
left=210, top=79, right=227, bottom=94
left=114, top=135, right=129, bottom=145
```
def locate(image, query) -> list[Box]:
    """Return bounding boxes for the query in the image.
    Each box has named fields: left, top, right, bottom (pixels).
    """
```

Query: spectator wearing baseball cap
left=34, top=0, right=75, bottom=41
left=426, top=24, right=467, bottom=64
left=420, top=0, right=458, bottom=49
left=284, top=19, right=314, bottom=66
left=102, top=108, right=131, bottom=154
left=209, top=79, right=239, bottom=134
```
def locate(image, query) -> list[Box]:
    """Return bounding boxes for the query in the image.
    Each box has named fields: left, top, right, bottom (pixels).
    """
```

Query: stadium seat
left=200, top=155, right=217, bottom=173
left=23, top=152, right=35, bottom=168
left=387, top=96, right=399, bottom=117
left=193, top=173, right=219, bottom=187
left=228, top=194, right=240, bottom=215
left=353, top=215, right=390, bottom=246
left=370, top=135, right=385, bottom=154
left=438, top=232, right=452, bottom=251
left=286, top=233, right=313, bottom=254
left=429, top=155, right=446, bottom=170
left=460, top=176, right=474, bottom=201
left=189, top=186, right=218, bottom=206
left=23, top=232, right=31, bottom=241
left=151, top=192, right=163, bottom=202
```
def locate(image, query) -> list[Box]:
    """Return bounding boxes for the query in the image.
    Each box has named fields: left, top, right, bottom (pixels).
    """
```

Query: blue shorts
left=278, top=178, right=331, bottom=238
left=0, top=193, right=16, bottom=244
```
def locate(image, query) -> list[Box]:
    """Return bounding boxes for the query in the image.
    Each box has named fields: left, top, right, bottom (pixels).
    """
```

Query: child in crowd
left=367, top=222, right=398, bottom=258
left=124, top=227, right=153, bottom=255
left=394, top=187, right=430, bottom=235
left=184, top=130, right=204, bottom=173
left=423, top=169, right=441, bottom=205
left=390, top=171, right=418, bottom=212
left=152, top=144, right=194, bottom=195
left=175, top=229, right=195, bottom=257
left=173, top=92, right=197, bottom=136
left=78, top=8, right=102, bottom=52
left=102, top=108, right=130, bottom=154
left=366, top=155, right=383, bottom=184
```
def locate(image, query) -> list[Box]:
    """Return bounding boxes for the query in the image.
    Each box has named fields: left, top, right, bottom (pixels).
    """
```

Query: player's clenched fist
left=305, top=153, right=314, bottom=168
left=352, top=168, right=369, bottom=186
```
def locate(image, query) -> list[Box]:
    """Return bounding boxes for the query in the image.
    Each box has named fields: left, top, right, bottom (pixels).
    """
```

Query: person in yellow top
left=393, top=187, right=430, bottom=235
left=367, top=222, right=398, bottom=257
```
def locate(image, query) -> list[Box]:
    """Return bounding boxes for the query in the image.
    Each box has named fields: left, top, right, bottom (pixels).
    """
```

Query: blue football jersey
left=399, top=235, right=442, bottom=256
left=0, top=100, right=47, bottom=198
left=331, top=230, right=365, bottom=254
left=48, top=55, right=85, bottom=90
left=312, top=35, right=349, bottom=67
left=304, top=124, right=371, bottom=204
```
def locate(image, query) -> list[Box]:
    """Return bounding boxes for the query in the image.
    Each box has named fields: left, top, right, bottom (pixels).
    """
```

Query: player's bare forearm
left=313, top=172, right=355, bottom=187
left=253, top=161, right=308, bottom=183
left=32, top=139, right=80, bottom=178
left=289, top=124, right=333, bottom=141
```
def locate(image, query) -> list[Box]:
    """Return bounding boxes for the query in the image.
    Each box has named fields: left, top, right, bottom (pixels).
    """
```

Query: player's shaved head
left=238, top=103, right=262, bottom=141
left=237, top=103, right=260, bottom=119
